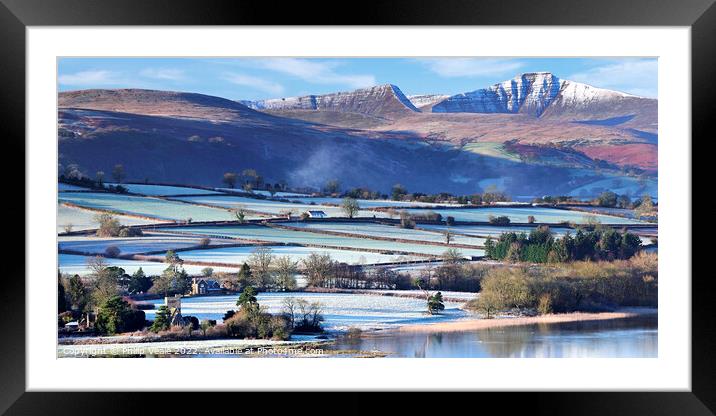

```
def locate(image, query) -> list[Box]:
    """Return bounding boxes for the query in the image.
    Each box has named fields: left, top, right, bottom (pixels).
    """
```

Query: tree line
left=484, top=225, right=643, bottom=263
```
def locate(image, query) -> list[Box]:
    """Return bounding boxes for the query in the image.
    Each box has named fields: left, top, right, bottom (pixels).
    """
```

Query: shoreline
left=394, top=308, right=657, bottom=334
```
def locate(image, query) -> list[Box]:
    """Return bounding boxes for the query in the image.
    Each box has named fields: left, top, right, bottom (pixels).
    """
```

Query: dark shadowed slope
left=57, top=88, right=656, bottom=197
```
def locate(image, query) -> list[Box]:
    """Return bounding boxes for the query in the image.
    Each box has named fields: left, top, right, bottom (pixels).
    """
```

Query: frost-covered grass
left=174, top=195, right=387, bottom=218
left=420, top=224, right=574, bottom=237
left=161, top=225, right=484, bottom=258
left=58, top=192, right=236, bottom=222
left=59, top=183, right=91, bottom=191
left=289, top=221, right=485, bottom=246
left=166, top=245, right=420, bottom=266
left=564, top=205, right=641, bottom=219
left=108, top=183, right=219, bottom=196
left=57, top=337, right=327, bottom=357
left=58, top=253, right=239, bottom=276
left=143, top=292, right=467, bottom=330
left=362, top=289, right=478, bottom=302
left=288, top=197, right=451, bottom=208
left=421, top=224, right=654, bottom=245
left=58, top=235, right=211, bottom=255
left=215, top=188, right=310, bottom=198
left=57, top=204, right=159, bottom=233
left=406, top=206, right=643, bottom=224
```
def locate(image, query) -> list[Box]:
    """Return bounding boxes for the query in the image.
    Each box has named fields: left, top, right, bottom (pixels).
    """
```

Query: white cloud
left=253, top=58, right=376, bottom=90
left=58, top=70, right=123, bottom=86
left=419, top=58, right=525, bottom=78
left=140, top=68, right=186, bottom=81
left=567, top=59, right=658, bottom=98
left=222, top=73, right=285, bottom=96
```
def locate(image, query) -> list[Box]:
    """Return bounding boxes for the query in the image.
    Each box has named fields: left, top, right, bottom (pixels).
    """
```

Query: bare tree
left=341, top=197, right=360, bottom=218
left=232, top=205, right=247, bottom=223
left=274, top=255, right=298, bottom=291
left=248, top=246, right=274, bottom=289
left=222, top=172, right=238, bottom=188
left=112, top=164, right=125, bottom=183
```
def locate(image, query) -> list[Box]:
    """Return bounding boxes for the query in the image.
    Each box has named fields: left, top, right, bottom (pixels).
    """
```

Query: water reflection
left=330, top=316, right=657, bottom=358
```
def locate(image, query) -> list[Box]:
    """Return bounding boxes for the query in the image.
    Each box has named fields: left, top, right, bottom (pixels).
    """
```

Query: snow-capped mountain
left=431, top=72, right=646, bottom=118
left=407, top=94, right=451, bottom=109
left=241, top=84, right=419, bottom=116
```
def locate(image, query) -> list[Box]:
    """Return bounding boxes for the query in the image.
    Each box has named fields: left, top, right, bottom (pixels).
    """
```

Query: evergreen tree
left=150, top=305, right=171, bottom=332
left=128, top=267, right=152, bottom=294
left=427, top=292, right=445, bottom=314
left=237, top=263, right=253, bottom=288
left=237, top=286, right=259, bottom=313
left=96, top=295, right=145, bottom=335
left=58, top=273, right=67, bottom=313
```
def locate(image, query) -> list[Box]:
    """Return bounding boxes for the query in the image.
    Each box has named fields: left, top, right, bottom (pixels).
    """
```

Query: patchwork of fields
left=57, top=182, right=655, bottom=277
left=142, top=292, right=468, bottom=329
left=404, top=206, right=643, bottom=224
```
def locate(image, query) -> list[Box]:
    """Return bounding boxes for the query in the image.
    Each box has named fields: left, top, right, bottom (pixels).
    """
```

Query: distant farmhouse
left=191, top=277, right=222, bottom=295
left=306, top=210, right=327, bottom=218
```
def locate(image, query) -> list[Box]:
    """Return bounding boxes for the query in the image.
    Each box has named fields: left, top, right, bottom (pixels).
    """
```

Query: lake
left=329, top=315, right=657, bottom=358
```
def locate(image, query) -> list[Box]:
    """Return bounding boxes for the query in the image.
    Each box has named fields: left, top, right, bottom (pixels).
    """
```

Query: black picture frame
left=1, top=0, right=711, bottom=414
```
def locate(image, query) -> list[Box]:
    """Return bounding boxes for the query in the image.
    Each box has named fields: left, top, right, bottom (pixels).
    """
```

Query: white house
left=306, top=210, right=327, bottom=218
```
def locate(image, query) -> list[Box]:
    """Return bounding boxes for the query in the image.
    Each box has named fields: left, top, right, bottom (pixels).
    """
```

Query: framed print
left=1, top=0, right=713, bottom=414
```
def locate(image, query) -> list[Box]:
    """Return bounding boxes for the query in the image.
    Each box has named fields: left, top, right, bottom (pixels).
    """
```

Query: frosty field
left=165, top=245, right=420, bottom=266
left=108, top=183, right=221, bottom=196
left=160, top=225, right=485, bottom=258
left=58, top=235, right=219, bottom=255
left=58, top=183, right=91, bottom=191
left=58, top=253, right=240, bottom=276
left=419, top=224, right=574, bottom=237
left=287, top=197, right=449, bottom=209
left=142, top=292, right=468, bottom=330
left=216, top=188, right=310, bottom=198
left=289, top=221, right=486, bottom=246
left=58, top=204, right=161, bottom=233
left=59, top=192, right=237, bottom=222
left=405, top=206, right=643, bottom=224
left=174, top=195, right=388, bottom=218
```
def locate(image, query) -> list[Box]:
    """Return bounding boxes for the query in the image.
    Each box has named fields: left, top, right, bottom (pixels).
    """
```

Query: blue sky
left=58, top=57, right=658, bottom=101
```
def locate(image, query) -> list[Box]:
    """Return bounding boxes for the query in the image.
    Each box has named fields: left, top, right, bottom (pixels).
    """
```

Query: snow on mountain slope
left=242, top=84, right=419, bottom=117
left=407, top=94, right=450, bottom=109
left=431, top=72, right=650, bottom=120
left=432, top=72, right=563, bottom=116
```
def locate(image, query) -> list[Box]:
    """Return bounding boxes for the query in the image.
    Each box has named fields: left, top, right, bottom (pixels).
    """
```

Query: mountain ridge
left=240, top=84, right=419, bottom=117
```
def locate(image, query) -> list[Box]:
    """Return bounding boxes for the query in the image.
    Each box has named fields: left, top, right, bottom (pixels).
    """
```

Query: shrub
left=467, top=253, right=658, bottom=315
left=488, top=215, right=511, bottom=225
left=537, top=293, right=553, bottom=315
left=104, top=245, right=121, bottom=258
left=399, top=211, right=415, bottom=229
left=95, top=213, right=122, bottom=237
left=118, top=227, right=143, bottom=237
left=224, top=308, right=290, bottom=340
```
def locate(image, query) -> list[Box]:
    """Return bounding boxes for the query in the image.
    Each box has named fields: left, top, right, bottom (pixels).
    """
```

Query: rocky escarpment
left=432, top=72, right=564, bottom=116
left=243, top=84, right=419, bottom=117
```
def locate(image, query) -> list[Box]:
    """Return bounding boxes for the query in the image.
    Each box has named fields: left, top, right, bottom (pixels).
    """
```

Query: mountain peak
left=244, top=83, right=419, bottom=116
left=431, top=72, right=648, bottom=117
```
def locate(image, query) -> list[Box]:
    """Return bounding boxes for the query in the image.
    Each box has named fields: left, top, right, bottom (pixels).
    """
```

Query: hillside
left=57, top=86, right=657, bottom=198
